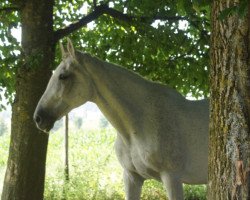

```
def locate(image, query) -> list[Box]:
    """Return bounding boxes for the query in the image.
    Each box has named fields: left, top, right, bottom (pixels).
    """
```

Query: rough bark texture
left=1, top=0, right=54, bottom=199
left=208, top=0, right=250, bottom=199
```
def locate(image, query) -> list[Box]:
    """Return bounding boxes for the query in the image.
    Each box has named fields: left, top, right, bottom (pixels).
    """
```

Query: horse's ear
left=67, top=38, right=76, bottom=59
left=59, top=42, right=67, bottom=58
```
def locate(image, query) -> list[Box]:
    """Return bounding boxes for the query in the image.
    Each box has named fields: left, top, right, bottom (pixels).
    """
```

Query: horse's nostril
left=35, top=115, right=42, bottom=124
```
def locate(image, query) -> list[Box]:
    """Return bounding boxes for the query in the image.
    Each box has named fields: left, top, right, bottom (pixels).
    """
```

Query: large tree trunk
left=1, top=0, right=54, bottom=199
left=208, top=0, right=250, bottom=199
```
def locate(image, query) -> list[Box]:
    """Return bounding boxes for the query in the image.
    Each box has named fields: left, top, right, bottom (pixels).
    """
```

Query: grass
left=45, top=127, right=207, bottom=200
left=0, top=133, right=10, bottom=195
left=45, top=127, right=125, bottom=200
left=0, top=127, right=207, bottom=199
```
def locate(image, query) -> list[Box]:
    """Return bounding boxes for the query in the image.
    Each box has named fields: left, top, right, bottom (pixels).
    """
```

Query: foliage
left=0, top=0, right=210, bottom=110
left=0, top=1, right=20, bottom=109
left=184, top=185, right=207, bottom=200
left=62, top=0, right=211, bottom=98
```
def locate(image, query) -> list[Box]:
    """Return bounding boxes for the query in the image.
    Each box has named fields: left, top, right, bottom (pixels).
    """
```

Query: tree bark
left=1, top=0, right=55, bottom=199
left=208, top=0, right=250, bottom=199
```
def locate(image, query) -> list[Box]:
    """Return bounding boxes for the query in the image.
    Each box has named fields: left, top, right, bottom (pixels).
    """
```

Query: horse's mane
left=76, top=50, right=149, bottom=83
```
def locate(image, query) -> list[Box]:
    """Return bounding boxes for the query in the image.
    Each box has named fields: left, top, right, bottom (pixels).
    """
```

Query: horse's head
left=34, top=39, right=93, bottom=132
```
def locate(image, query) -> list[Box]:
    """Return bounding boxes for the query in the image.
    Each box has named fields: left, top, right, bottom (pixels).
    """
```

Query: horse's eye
left=59, top=73, right=69, bottom=80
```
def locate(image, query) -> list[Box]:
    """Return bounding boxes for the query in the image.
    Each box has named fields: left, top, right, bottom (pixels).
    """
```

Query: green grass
left=0, top=133, right=10, bottom=195
left=45, top=127, right=207, bottom=200
left=0, top=127, right=206, bottom=199
left=45, top=128, right=125, bottom=200
left=0, top=133, right=10, bottom=167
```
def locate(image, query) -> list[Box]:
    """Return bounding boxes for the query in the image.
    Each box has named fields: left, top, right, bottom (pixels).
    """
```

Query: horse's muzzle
left=33, top=107, right=56, bottom=133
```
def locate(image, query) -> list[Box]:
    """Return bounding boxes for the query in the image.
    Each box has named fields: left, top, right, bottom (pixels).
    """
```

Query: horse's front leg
left=161, top=172, right=184, bottom=200
left=123, top=170, right=144, bottom=200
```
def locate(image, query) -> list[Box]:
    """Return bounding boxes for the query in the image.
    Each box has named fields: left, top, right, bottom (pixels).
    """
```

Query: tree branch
left=54, top=4, right=187, bottom=41
left=103, top=7, right=187, bottom=23
left=93, top=0, right=97, bottom=9
left=54, top=4, right=108, bottom=41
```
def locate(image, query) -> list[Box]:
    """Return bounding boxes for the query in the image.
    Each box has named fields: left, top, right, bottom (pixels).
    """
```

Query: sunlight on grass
left=45, top=127, right=125, bottom=200
left=44, top=127, right=207, bottom=200
left=0, top=125, right=206, bottom=199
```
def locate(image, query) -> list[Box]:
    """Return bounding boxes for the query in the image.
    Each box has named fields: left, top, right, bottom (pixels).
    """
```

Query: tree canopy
left=0, top=0, right=211, bottom=110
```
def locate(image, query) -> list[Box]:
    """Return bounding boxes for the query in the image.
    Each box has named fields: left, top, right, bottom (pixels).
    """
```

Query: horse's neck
left=84, top=55, right=149, bottom=141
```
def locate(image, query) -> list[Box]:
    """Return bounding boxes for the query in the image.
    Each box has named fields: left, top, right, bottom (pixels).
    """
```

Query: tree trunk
left=1, top=0, right=55, bottom=199
left=208, top=0, right=250, bottom=199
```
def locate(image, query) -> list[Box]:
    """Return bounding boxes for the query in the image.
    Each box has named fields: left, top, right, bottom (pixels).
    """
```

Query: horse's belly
left=115, top=137, right=161, bottom=180
left=131, top=151, right=161, bottom=180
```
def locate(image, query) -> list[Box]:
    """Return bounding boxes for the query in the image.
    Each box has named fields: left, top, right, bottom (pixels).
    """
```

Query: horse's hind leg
left=161, top=172, right=184, bottom=200
left=123, top=170, right=144, bottom=200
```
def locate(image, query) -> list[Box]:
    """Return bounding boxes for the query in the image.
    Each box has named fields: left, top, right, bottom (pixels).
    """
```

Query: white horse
left=34, top=39, right=209, bottom=200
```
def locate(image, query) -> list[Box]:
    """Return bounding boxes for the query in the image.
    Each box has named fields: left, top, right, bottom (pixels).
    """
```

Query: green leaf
left=0, top=0, right=210, bottom=108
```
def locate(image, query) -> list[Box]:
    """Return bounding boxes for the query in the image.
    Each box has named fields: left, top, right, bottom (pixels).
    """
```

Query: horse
left=34, top=38, right=209, bottom=200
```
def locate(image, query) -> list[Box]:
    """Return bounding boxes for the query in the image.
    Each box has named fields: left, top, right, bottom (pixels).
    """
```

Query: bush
left=184, top=184, right=207, bottom=200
